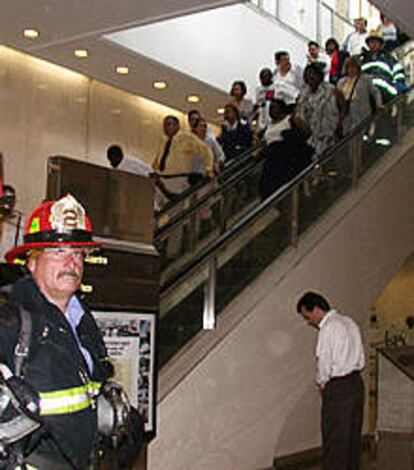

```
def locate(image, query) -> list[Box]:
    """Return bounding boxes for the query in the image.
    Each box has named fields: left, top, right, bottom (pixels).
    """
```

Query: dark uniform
left=0, top=275, right=110, bottom=469
left=359, top=49, right=406, bottom=103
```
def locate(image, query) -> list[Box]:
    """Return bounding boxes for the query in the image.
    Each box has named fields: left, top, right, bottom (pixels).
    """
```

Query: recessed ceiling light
left=153, top=81, right=167, bottom=90
left=187, top=95, right=200, bottom=103
left=23, top=29, right=39, bottom=39
left=115, top=66, right=129, bottom=75
left=74, top=49, right=88, bottom=58
left=217, top=108, right=225, bottom=115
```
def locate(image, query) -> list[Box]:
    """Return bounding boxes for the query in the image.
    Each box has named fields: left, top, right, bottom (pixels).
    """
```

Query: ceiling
left=0, top=0, right=242, bottom=120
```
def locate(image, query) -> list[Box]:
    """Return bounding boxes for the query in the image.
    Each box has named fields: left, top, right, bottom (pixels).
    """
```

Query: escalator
left=154, top=61, right=414, bottom=369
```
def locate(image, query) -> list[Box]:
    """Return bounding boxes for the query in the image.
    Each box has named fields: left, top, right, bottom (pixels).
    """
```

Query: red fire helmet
left=5, top=194, right=101, bottom=264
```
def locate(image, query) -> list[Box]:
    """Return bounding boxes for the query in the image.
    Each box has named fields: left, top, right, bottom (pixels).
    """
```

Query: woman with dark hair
left=325, top=37, right=349, bottom=85
left=229, top=80, right=254, bottom=123
left=378, top=14, right=398, bottom=51
left=337, top=57, right=383, bottom=134
left=218, top=103, right=253, bottom=161
left=296, top=63, right=345, bottom=155
left=259, top=99, right=314, bottom=201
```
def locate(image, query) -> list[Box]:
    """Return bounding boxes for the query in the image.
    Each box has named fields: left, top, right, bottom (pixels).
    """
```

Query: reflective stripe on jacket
left=360, top=50, right=405, bottom=101
left=39, top=381, right=101, bottom=415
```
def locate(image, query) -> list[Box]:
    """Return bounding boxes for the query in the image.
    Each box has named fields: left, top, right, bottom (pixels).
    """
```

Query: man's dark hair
left=224, top=103, right=240, bottom=121
left=274, top=50, right=289, bottom=62
left=269, top=98, right=289, bottom=116
left=304, top=62, right=325, bottom=82
left=188, top=109, right=200, bottom=119
left=230, top=80, right=247, bottom=97
left=308, top=40, right=319, bottom=48
left=107, top=145, right=124, bottom=168
left=296, top=291, right=331, bottom=313
left=164, top=115, right=179, bottom=125
left=187, top=109, right=200, bottom=121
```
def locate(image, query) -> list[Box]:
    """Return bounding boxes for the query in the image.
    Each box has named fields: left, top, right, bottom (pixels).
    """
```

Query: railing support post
left=395, top=102, right=403, bottom=142
left=187, top=193, right=198, bottom=252
left=290, top=187, right=299, bottom=248
left=203, top=257, right=217, bottom=330
left=351, top=132, right=362, bottom=189
left=219, top=193, right=226, bottom=235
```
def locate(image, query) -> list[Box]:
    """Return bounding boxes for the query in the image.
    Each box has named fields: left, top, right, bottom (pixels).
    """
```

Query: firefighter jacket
left=0, top=275, right=111, bottom=469
left=359, top=49, right=406, bottom=102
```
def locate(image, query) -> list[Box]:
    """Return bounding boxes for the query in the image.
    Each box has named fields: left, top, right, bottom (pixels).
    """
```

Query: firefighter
left=359, top=30, right=407, bottom=103
left=0, top=194, right=111, bottom=469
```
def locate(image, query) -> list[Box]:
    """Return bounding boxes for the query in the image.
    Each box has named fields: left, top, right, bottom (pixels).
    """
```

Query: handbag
left=344, top=76, right=359, bottom=115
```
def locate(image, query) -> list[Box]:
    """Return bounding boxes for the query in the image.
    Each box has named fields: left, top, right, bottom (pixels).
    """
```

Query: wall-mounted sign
left=92, top=310, right=157, bottom=437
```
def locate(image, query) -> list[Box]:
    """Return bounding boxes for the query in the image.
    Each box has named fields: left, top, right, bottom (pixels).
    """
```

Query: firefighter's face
left=28, top=247, right=84, bottom=308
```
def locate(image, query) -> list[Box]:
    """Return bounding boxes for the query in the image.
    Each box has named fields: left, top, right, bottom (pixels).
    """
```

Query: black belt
left=329, top=370, right=360, bottom=383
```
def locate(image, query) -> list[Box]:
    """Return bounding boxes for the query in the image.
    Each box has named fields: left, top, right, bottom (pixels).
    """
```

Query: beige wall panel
left=86, top=80, right=183, bottom=168
left=0, top=46, right=186, bottom=215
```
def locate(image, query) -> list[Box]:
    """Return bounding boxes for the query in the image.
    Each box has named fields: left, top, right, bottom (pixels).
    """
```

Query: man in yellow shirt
left=153, top=115, right=214, bottom=200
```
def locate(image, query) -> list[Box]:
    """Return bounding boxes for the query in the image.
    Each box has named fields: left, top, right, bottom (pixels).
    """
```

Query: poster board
left=92, top=310, right=157, bottom=438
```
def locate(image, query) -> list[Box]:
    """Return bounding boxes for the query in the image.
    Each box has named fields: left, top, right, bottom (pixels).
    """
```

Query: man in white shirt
left=297, top=291, right=365, bottom=470
left=107, top=145, right=152, bottom=177
left=342, top=17, right=368, bottom=56
left=307, top=41, right=331, bottom=82
left=273, top=51, right=303, bottom=107
left=106, top=144, right=162, bottom=211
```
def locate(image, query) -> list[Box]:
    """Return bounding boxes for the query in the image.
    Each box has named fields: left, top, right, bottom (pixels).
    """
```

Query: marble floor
left=271, top=432, right=413, bottom=470
left=133, top=432, right=413, bottom=470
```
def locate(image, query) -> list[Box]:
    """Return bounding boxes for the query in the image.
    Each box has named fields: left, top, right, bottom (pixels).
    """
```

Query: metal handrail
left=154, top=142, right=263, bottom=223
left=155, top=144, right=264, bottom=236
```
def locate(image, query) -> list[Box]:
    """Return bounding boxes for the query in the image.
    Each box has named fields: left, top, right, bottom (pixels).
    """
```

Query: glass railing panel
left=158, top=190, right=292, bottom=367
left=154, top=144, right=263, bottom=232
left=298, top=139, right=353, bottom=236
left=401, top=94, right=414, bottom=134
left=368, top=109, right=399, bottom=171
left=215, top=192, right=292, bottom=313
left=220, top=159, right=264, bottom=231
left=158, top=285, right=204, bottom=367
left=156, top=154, right=265, bottom=279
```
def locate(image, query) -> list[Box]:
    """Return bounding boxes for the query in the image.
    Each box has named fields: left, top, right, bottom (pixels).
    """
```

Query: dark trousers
left=321, top=371, right=364, bottom=470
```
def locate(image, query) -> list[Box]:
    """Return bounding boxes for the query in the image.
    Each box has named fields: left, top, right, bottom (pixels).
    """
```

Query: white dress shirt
left=273, top=65, right=303, bottom=104
left=263, top=115, right=291, bottom=145
left=343, top=31, right=368, bottom=56
left=316, top=309, right=365, bottom=387
left=118, top=154, right=152, bottom=177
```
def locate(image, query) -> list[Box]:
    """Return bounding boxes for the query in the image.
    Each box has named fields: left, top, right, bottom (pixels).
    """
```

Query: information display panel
left=92, top=310, right=157, bottom=438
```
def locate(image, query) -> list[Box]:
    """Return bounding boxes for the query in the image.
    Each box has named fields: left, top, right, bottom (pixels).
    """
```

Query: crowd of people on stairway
left=126, top=14, right=408, bottom=209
